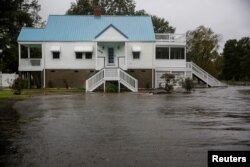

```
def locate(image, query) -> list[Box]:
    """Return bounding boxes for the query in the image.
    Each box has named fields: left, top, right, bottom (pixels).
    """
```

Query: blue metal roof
left=18, top=15, right=155, bottom=42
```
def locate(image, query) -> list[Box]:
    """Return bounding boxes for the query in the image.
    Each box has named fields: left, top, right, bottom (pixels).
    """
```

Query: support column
left=95, top=42, right=98, bottom=69
left=27, top=72, right=31, bottom=88
left=125, top=42, right=127, bottom=69
left=104, top=81, right=106, bottom=93
left=206, top=73, right=208, bottom=87
left=28, top=47, right=30, bottom=59
left=18, top=43, right=21, bottom=63
left=43, top=69, right=46, bottom=88
left=118, top=81, right=120, bottom=93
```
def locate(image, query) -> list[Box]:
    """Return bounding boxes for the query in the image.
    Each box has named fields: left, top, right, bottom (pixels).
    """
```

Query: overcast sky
left=39, top=0, right=250, bottom=50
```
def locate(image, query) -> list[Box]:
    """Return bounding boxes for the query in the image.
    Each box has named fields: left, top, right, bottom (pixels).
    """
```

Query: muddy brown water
left=0, top=86, right=250, bottom=167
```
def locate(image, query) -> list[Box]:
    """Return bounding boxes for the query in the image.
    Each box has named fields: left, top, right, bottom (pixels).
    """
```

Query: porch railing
left=155, top=33, right=186, bottom=43
left=85, top=68, right=138, bottom=92
left=85, top=69, right=104, bottom=92
left=119, top=70, right=138, bottom=92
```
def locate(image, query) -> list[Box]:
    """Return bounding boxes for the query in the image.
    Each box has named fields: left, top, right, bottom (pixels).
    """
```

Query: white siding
left=127, top=42, right=154, bottom=69
left=96, top=42, right=126, bottom=69
left=44, top=42, right=96, bottom=69
left=155, top=60, right=186, bottom=68
left=96, top=27, right=128, bottom=41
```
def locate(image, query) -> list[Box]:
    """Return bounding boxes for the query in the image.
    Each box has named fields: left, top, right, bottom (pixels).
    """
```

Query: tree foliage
left=186, top=25, right=221, bottom=77
left=0, top=0, right=42, bottom=72
left=67, top=0, right=93, bottom=15
left=67, top=0, right=136, bottom=15
left=222, top=37, right=250, bottom=81
left=66, top=0, right=175, bottom=33
left=100, top=0, right=136, bottom=15
left=151, top=15, right=175, bottom=33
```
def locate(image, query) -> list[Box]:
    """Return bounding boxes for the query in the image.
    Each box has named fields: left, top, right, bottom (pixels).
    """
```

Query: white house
left=17, top=14, right=222, bottom=92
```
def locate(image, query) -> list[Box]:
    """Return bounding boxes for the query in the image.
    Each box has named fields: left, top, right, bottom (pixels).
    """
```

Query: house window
left=21, top=45, right=28, bottom=58
left=156, top=47, right=169, bottom=59
left=170, top=48, right=185, bottom=59
left=52, top=52, right=60, bottom=59
left=133, top=52, right=140, bottom=59
left=30, top=47, right=42, bottom=58
left=85, top=52, right=92, bottom=59
left=75, top=52, right=83, bottom=59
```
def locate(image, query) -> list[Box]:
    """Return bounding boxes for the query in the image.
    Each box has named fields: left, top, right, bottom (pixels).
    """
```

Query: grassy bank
left=0, top=88, right=84, bottom=100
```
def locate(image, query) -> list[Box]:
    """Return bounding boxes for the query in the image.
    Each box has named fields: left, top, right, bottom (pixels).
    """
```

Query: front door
left=108, top=48, right=114, bottom=65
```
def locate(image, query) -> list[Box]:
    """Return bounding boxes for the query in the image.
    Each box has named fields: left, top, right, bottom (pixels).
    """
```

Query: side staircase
left=86, top=68, right=138, bottom=92
left=186, top=62, right=225, bottom=87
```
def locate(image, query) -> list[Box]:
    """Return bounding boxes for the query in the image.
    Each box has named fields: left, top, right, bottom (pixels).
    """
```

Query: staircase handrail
left=187, top=61, right=223, bottom=86
left=119, top=69, right=138, bottom=92
left=86, top=69, right=104, bottom=92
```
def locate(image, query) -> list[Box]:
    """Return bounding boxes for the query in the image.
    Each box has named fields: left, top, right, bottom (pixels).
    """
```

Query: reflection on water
left=0, top=86, right=250, bottom=167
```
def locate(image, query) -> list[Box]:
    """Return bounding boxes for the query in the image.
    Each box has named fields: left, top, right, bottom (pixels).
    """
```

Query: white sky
left=39, top=0, right=250, bottom=51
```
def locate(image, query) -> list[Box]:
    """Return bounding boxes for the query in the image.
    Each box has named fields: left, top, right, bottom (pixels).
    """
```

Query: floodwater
left=0, top=86, right=250, bottom=167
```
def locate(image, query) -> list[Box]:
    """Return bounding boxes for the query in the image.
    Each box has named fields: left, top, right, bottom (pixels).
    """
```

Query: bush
left=182, top=78, right=194, bottom=92
left=106, top=82, right=118, bottom=93
left=161, top=73, right=175, bottom=93
left=12, top=77, right=26, bottom=95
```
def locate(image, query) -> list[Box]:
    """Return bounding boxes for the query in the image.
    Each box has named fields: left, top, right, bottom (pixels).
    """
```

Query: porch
left=18, top=43, right=43, bottom=71
left=95, top=42, right=127, bottom=70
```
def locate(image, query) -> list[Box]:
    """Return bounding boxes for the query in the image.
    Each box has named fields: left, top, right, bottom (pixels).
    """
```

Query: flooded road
left=0, top=86, right=250, bottom=167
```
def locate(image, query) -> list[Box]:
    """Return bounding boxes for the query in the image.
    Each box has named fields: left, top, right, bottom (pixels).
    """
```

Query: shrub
left=161, top=73, right=175, bottom=92
left=12, top=77, right=26, bottom=95
left=106, top=82, right=118, bottom=93
left=182, top=78, right=194, bottom=92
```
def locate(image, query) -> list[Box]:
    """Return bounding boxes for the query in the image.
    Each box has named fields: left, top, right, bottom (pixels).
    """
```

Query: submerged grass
left=0, top=88, right=84, bottom=100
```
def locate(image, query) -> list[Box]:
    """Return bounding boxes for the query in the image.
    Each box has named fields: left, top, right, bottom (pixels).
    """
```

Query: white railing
left=86, top=69, right=104, bottom=92
left=186, top=62, right=225, bottom=87
left=120, top=70, right=138, bottom=92
left=155, top=33, right=186, bottom=43
left=85, top=68, right=138, bottom=92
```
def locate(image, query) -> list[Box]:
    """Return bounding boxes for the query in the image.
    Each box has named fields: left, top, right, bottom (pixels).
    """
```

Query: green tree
left=66, top=0, right=175, bottom=33
left=0, top=0, right=42, bottom=72
left=67, top=0, right=93, bottom=15
left=67, top=0, right=136, bottom=15
left=151, top=15, right=175, bottom=33
left=186, top=25, right=221, bottom=77
left=222, top=39, right=239, bottom=80
left=238, top=37, right=250, bottom=81
left=100, top=0, right=136, bottom=15
left=222, top=37, right=250, bottom=81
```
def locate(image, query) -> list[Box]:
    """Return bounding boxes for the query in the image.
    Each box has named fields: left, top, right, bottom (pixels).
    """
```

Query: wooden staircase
left=186, top=62, right=225, bottom=87
left=86, top=68, right=138, bottom=92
